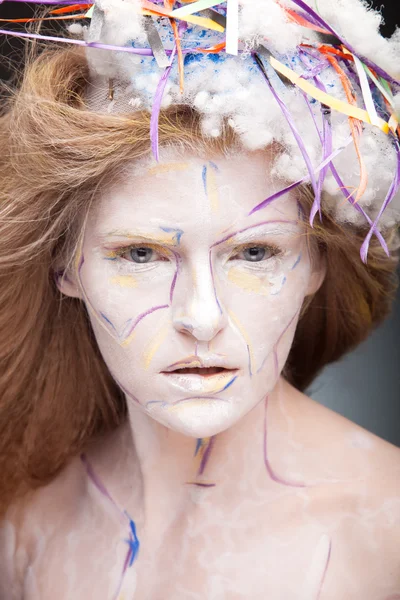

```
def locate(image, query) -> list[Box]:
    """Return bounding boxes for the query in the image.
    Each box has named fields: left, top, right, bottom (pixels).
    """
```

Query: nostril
left=174, top=319, right=194, bottom=334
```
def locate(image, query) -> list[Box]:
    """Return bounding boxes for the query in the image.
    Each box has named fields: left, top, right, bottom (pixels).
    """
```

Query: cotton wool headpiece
left=1, top=0, right=400, bottom=260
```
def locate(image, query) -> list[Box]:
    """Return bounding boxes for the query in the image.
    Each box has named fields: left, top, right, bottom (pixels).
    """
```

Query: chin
left=146, top=396, right=241, bottom=438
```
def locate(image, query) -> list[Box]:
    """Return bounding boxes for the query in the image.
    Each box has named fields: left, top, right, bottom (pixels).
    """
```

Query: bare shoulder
left=287, top=385, right=400, bottom=584
left=285, top=383, right=400, bottom=478
left=0, top=456, right=88, bottom=599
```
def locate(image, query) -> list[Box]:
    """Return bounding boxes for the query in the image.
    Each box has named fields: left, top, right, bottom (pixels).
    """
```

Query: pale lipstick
left=161, top=355, right=239, bottom=394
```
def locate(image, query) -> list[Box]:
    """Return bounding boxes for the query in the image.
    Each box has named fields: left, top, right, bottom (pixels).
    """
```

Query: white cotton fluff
left=239, top=0, right=305, bottom=55
left=79, top=0, right=400, bottom=231
left=67, top=23, right=85, bottom=37
left=85, top=0, right=147, bottom=80
left=301, top=0, right=400, bottom=80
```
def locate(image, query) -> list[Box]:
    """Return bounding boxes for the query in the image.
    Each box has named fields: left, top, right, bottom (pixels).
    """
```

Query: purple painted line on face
left=169, top=251, right=181, bottom=303
left=316, top=538, right=332, bottom=600
left=78, top=253, right=85, bottom=272
left=54, top=269, right=65, bottom=284
left=198, top=436, right=215, bottom=475
left=211, top=219, right=298, bottom=249
left=186, top=482, right=216, bottom=488
left=273, top=349, right=279, bottom=380
left=256, top=306, right=301, bottom=375
left=81, top=453, right=122, bottom=512
left=78, top=253, right=119, bottom=339
left=263, top=396, right=307, bottom=488
left=121, top=304, right=169, bottom=343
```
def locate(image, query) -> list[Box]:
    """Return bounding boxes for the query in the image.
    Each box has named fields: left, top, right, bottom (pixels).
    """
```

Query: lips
left=171, top=366, right=228, bottom=377
left=162, top=355, right=237, bottom=373
left=161, top=355, right=239, bottom=394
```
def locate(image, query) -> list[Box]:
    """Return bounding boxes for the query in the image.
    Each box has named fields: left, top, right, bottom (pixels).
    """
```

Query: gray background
left=308, top=278, right=400, bottom=447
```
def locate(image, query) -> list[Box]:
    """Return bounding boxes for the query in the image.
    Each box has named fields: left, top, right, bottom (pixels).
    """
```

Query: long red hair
left=0, top=46, right=397, bottom=516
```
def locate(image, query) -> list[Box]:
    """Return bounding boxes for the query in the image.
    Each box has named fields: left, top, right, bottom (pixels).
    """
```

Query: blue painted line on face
left=124, top=514, right=140, bottom=566
left=221, top=375, right=238, bottom=391
left=209, top=161, right=219, bottom=171
left=291, top=252, right=302, bottom=270
left=100, top=311, right=118, bottom=333
left=104, top=256, right=117, bottom=261
left=159, top=226, right=184, bottom=245
left=202, top=164, right=207, bottom=194
left=195, top=438, right=203, bottom=456
left=202, top=162, right=219, bottom=195
left=297, top=200, right=306, bottom=222
left=271, top=276, right=287, bottom=296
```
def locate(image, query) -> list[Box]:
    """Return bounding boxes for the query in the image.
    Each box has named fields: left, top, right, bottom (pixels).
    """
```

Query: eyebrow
left=99, top=229, right=182, bottom=246
left=212, top=219, right=300, bottom=248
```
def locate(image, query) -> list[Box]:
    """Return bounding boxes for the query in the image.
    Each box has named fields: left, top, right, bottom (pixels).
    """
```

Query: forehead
left=90, top=149, right=301, bottom=239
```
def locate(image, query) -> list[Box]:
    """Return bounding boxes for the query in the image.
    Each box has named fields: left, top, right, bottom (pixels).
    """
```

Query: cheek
left=223, top=253, right=310, bottom=373
left=77, top=252, right=175, bottom=362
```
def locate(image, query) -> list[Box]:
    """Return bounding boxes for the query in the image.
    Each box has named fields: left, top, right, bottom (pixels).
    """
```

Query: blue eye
left=229, top=245, right=279, bottom=263
left=242, top=247, right=266, bottom=262
left=130, top=247, right=154, bottom=263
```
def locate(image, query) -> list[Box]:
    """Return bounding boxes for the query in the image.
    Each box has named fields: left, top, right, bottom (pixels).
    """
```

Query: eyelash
left=104, top=244, right=169, bottom=262
left=228, top=242, right=282, bottom=262
left=104, top=242, right=282, bottom=263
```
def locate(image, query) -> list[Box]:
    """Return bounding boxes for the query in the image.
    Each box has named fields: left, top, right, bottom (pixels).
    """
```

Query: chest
left=23, top=511, right=398, bottom=600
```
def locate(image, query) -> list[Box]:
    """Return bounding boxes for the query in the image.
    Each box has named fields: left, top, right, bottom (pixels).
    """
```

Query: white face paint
left=72, top=150, right=321, bottom=438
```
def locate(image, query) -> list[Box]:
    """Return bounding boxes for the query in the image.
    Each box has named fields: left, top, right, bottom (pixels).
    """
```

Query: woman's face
left=63, top=150, right=322, bottom=438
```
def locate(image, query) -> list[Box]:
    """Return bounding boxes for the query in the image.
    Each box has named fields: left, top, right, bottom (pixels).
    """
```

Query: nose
left=172, top=258, right=227, bottom=342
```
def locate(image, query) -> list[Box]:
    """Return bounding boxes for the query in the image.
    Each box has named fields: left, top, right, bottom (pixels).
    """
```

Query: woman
left=0, top=0, right=400, bottom=598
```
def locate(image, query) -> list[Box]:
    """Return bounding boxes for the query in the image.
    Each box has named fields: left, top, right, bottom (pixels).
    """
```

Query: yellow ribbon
left=269, top=55, right=390, bottom=135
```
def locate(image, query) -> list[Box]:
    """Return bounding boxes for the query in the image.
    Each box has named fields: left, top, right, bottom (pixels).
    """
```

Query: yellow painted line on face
left=147, top=162, right=190, bottom=175
left=205, top=164, right=219, bottom=213
left=105, top=231, right=179, bottom=247
left=121, top=330, right=136, bottom=348
left=142, top=321, right=170, bottom=370
left=228, top=309, right=255, bottom=376
left=227, top=267, right=267, bottom=294
left=110, top=275, right=138, bottom=288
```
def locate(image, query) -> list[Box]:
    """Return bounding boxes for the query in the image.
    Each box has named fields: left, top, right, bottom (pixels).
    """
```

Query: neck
left=86, top=377, right=299, bottom=542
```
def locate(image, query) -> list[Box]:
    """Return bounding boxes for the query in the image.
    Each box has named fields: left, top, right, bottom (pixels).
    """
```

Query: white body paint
left=1, top=151, right=400, bottom=600
left=76, top=151, right=317, bottom=438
